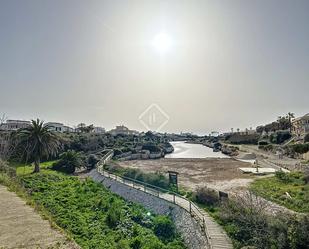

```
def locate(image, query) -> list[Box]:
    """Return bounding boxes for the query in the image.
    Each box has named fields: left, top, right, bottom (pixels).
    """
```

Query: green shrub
left=270, top=131, right=291, bottom=144
left=304, top=133, right=309, bottom=143
left=142, top=144, right=162, bottom=153
left=259, top=144, right=273, bottom=151
left=113, top=149, right=123, bottom=156
left=153, top=216, right=176, bottom=241
left=122, top=168, right=169, bottom=189
left=290, top=143, right=309, bottom=154
left=87, top=154, right=99, bottom=170
left=52, top=150, right=83, bottom=173
left=258, top=141, right=269, bottom=146
left=194, top=186, right=219, bottom=206
left=219, top=196, right=270, bottom=248
left=275, top=170, right=291, bottom=183
left=106, top=203, right=121, bottom=228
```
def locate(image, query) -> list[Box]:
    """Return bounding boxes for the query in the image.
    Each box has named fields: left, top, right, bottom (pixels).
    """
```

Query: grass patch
left=9, top=161, right=57, bottom=176
left=17, top=170, right=185, bottom=249
left=250, top=172, right=309, bottom=212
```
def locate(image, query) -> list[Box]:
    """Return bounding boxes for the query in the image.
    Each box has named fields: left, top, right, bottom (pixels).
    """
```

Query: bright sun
left=152, top=33, right=172, bottom=53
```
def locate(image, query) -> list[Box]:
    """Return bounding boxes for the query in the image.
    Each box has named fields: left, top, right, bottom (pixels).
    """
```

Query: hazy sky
left=0, top=0, right=308, bottom=134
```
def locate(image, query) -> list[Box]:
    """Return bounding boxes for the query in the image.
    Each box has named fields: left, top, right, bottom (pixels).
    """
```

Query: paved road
left=0, top=185, right=77, bottom=249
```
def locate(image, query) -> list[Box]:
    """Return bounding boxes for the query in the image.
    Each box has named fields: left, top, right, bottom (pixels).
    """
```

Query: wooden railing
left=96, top=152, right=212, bottom=248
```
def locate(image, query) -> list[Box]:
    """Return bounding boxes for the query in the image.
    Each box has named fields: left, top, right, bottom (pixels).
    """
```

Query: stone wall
left=89, top=170, right=209, bottom=249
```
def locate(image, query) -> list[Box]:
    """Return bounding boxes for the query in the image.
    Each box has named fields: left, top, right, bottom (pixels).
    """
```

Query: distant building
left=292, top=113, right=309, bottom=138
left=63, top=125, right=74, bottom=133
left=46, top=122, right=74, bottom=133
left=223, top=128, right=256, bottom=136
left=0, top=120, right=31, bottom=131
left=180, top=132, right=193, bottom=136
left=92, top=127, right=105, bottom=133
left=109, top=125, right=139, bottom=136
left=238, top=128, right=256, bottom=136
left=210, top=131, right=219, bottom=137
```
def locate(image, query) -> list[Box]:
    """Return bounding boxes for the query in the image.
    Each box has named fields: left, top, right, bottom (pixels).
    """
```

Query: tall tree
left=16, top=119, right=61, bottom=173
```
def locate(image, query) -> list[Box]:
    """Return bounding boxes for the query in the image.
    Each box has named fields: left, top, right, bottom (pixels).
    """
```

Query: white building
left=109, top=125, right=139, bottom=136
left=63, top=125, right=74, bottom=133
left=93, top=127, right=105, bottom=133
left=0, top=120, right=31, bottom=131
left=210, top=131, right=219, bottom=137
left=46, top=122, right=74, bottom=133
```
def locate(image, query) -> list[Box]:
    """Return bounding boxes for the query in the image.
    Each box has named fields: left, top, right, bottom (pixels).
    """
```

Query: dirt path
left=239, top=144, right=301, bottom=169
left=0, top=185, right=78, bottom=249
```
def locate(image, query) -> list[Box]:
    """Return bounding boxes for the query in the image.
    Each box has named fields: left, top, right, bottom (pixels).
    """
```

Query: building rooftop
left=6, top=120, right=31, bottom=123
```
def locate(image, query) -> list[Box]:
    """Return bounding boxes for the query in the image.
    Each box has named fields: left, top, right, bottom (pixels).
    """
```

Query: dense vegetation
left=62, top=132, right=172, bottom=157
left=269, top=130, right=291, bottom=144
left=225, top=133, right=260, bottom=145
left=104, top=164, right=170, bottom=190
left=18, top=170, right=185, bottom=249
left=250, top=171, right=309, bottom=212
left=194, top=190, right=309, bottom=249
left=216, top=195, right=309, bottom=249
left=186, top=177, right=309, bottom=249
left=289, top=143, right=309, bottom=155
left=256, top=113, right=294, bottom=134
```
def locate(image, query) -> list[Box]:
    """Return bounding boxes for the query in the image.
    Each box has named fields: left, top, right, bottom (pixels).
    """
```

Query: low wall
left=89, top=170, right=208, bottom=249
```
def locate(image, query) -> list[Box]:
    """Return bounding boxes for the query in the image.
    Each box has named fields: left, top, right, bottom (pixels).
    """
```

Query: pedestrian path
left=0, top=185, right=77, bottom=249
left=98, top=169, right=233, bottom=249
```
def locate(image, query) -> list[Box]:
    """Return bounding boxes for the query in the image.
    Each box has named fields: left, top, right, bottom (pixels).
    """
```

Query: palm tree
left=16, top=119, right=61, bottom=173
left=52, top=150, right=83, bottom=173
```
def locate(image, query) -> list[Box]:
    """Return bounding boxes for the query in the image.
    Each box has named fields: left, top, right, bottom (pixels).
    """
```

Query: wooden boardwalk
left=98, top=169, right=233, bottom=249
left=200, top=210, right=233, bottom=249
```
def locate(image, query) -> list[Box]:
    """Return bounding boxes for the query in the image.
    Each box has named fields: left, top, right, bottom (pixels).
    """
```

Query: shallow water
left=165, top=141, right=229, bottom=159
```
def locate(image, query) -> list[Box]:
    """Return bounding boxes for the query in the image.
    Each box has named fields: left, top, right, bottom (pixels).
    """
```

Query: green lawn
left=10, top=160, right=57, bottom=176
left=250, top=172, right=309, bottom=213
left=18, top=170, right=185, bottom=249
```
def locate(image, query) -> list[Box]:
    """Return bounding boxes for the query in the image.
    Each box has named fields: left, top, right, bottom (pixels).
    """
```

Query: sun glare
left=152, top=33, right=172, bottom=53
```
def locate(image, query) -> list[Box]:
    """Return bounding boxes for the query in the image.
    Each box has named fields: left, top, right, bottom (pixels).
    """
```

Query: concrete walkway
left=0, top=185, right=78, bottom=249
